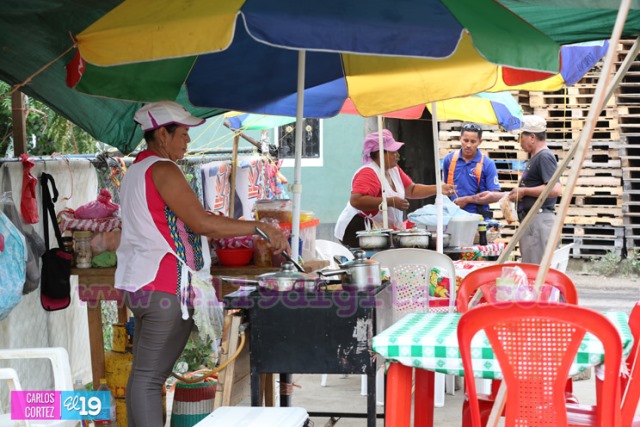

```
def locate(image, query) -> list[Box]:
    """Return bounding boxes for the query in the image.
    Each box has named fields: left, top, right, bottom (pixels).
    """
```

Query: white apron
left=334, top=163, right=405, bottom=240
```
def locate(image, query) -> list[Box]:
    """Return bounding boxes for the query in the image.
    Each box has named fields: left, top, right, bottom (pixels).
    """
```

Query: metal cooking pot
left=319, top=250, right=381, bottom=291
left=220, top=262, right=322, bottom=292
left=394, top=229, right=431, bottom=249
left=428, top=232, right=451, bottom=250
left=356, top=230, right=391, bottom=250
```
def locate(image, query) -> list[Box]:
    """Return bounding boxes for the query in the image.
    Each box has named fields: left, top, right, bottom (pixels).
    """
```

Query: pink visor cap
left=362, top=129, right=404, bottom=164
left=134, top=101, right=205, bottom=132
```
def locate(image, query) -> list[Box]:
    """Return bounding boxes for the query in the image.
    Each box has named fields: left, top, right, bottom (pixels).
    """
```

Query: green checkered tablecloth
left=372, top=311, right=633, bottom=380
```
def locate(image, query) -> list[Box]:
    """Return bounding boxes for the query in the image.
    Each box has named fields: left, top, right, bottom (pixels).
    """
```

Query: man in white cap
left=508, top=115, right=562, bottom=264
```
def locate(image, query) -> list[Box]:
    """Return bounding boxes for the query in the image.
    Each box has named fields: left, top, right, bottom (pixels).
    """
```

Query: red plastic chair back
left=458, top=302, right=622, bottom=427
left=621, top=302, right=640, bottom=426
left=456, top=263, right=578, bottom=313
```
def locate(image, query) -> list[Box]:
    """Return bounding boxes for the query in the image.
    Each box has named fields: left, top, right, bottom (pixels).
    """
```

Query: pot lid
left=356, top=229, right=391, bottom=237
left=257, top=262, right=315, bottom=280
left=396, top=229, right=431, bottom=237
left=339, top=250, right=379, bottom=268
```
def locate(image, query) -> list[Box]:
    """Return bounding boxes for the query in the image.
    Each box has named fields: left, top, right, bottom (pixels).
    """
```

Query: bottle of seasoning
left=74, top=230, right=93, bottom=269
left=477, top=222, right=488, bottom=246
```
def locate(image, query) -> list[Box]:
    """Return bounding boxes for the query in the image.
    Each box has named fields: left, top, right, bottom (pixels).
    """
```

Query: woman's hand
left=257, top=223, right=291, bottom=255
left=441, top=184, right=457, bottom=197
left=389, top=196, right=410, bottom=211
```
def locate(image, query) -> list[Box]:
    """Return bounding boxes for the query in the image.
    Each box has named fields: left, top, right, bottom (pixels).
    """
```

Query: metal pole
left=290, top=50, right=305, bottom=262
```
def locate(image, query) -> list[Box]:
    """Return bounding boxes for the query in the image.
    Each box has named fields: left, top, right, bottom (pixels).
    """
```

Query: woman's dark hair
left=143, top=124, right=180, bottom=143
left=370, top=150, right=380, bottom=161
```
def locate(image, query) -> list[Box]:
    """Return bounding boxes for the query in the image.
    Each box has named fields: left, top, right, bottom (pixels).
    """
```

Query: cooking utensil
left=255, top=226, right=304, bottom=272
left=394, top=229, right=431, bottom=249
left=319, top=250, right=382, bottom=291
left=356, top=229, right=391, bottom=250
left=428, top=232, right=451, bottom=250
left=220, top=261, right=323, bottom=292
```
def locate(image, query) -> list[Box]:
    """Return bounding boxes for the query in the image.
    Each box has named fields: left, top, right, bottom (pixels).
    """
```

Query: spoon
left=255, top=226, right=305, bottom=272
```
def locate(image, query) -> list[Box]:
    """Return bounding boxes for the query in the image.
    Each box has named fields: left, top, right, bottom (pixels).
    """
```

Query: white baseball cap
left=134, top=101, right=205, bottom=132
left=520, top=115, right=547, bottom=133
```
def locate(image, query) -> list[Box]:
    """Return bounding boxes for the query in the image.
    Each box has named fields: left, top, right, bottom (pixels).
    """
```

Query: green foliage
left=586, top=250, right=622, bottom=276
left=0, top=82, right=98, bottom=156
left=174, top=334, right=215, bottom=373
left=621, top=248, right=640, bottom=277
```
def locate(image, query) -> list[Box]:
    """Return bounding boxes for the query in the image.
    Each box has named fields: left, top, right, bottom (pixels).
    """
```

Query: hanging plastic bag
left=499, top=194, right=517, bottom=224
left=19, top=154, right=39, bottom=224
left=0, top=192, right=45, bottom=294
left=75, top=189, right=120, bottom=219
left=0, top=208, right=26, bottom=320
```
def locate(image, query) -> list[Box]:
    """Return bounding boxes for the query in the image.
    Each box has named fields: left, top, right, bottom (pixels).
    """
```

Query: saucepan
left=392, top=229, right=431, bottom=249
left=428, top=232, right=451, bottom=250
left=318, top=250, right=382, bottom=291
left=220, top=261, right=327, bottom=292
left=356, top=229, right=391, bottom=250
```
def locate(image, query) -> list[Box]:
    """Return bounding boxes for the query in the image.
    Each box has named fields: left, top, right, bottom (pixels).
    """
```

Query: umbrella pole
left=430, top=103, right=444, bottom=254
left=229, top=134, right=240, bottom=218
left=487, top=2, right=633, bottom=427
left=290, top=50, right=305, bottom=263
left=378, top=115, right=389, bottom=229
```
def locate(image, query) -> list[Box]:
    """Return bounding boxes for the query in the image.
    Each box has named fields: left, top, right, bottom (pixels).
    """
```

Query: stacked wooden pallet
left=616, top=40, right=640, bottom=252
left=437, top=41, right=639, bottom=258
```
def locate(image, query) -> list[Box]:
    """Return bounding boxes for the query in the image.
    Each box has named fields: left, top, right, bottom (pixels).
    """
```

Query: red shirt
left=351, top=166, right=413, bottom=217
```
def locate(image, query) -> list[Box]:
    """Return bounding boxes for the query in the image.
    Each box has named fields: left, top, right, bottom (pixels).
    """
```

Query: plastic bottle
left=478, top=222, right=488, bottom=246
left=95, top=378, right=117, bottom=426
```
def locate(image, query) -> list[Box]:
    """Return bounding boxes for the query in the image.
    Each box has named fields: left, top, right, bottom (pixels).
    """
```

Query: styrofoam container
left=195, top=406, right=308, bottom=427
left=446, top=214, right=482, bottom=247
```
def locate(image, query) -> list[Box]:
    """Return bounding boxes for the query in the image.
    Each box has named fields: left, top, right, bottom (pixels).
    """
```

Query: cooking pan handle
left=333, top=255, right=349, bottom=265
left=219, top=276, right=260, bottom=286
left=318, top=269, right=347, bottom=277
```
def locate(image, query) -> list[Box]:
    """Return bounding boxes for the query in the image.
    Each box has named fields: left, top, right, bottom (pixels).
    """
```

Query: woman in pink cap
left=334, top=129, right=456, bottom=247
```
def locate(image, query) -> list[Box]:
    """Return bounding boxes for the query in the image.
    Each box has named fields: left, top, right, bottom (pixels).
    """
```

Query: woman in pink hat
left=334, top=129, right=456, bottom=247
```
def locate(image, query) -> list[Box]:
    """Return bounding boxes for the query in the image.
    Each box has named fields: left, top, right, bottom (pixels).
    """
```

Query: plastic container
left=254, top=199, right=292, bottom=223
left=279, top=218, right=320, bottom=261
left=73, top=230, right=93, bottom=268
left=216, top=247, right=254, bottom=267
left=446, top=214, right=482, bottom=247
left=95, top=378, right=117, bottom=426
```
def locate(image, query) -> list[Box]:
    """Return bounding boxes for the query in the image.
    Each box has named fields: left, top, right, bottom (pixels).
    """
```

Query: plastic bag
left=75, top=189, right=119, bottom=219
left=495, top=265, right=536, bottom=301
left=19, top=154, right=39, bottom=224
left=499, top=194, right=517, bottom=224
left=407, top=196, right=466, bottom=227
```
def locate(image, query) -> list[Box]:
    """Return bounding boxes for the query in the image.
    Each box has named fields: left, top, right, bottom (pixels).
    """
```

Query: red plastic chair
left=458, top=263, right=579, bottom=427
left=456, top=262, right=578, bottom=313
left=566, top=301, right=640, bottom=427
left=458, top=302, right=623, bottom=427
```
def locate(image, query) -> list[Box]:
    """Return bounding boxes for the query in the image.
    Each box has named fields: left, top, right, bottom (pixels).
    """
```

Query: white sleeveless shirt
left=115, top=156, right=211, bottom=319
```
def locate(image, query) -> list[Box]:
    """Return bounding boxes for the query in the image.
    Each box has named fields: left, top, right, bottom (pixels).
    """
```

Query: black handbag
left=40, top=173, right=72, bottom=311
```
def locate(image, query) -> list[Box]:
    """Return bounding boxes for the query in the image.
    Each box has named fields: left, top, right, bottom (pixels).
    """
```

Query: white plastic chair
left=0, top=348, right=75, bottom=427
left=315, top=239, right=354, bottom=269
left=371, top=248, right=458, bottom=407
left=0, top=368, right=29, bottom=427
left=551, top=243, right=574, bottom=273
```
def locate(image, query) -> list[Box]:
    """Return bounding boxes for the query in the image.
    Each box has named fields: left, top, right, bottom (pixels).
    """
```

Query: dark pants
left=340, top=215, right=367, bottom=248
left=124, top=290, right=194, bottom=427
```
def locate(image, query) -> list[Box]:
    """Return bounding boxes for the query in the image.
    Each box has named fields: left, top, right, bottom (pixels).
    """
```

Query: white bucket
left=446, top=214, right=482, bottom=247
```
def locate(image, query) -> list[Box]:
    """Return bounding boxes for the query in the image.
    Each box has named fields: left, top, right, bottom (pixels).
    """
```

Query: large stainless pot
left=220, top=262, right=322, bottom=292
left=394, top=229, right=431, bottom=249
left=356, top=230, right=391, bottom=250
left=428, top=232, right=451, bottom=250
left=319, top=250, right=381, bottom=291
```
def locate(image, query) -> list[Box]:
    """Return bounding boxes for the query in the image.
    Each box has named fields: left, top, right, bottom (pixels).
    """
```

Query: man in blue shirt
left=442, top=123, right=502, bottom=219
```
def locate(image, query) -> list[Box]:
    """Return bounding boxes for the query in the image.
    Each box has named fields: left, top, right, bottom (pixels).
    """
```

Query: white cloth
left=0, top=158, right=95, bottom=411
left=115, top=156, right=211, bottom=320
left=335, top=163, right=405, bottom=240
